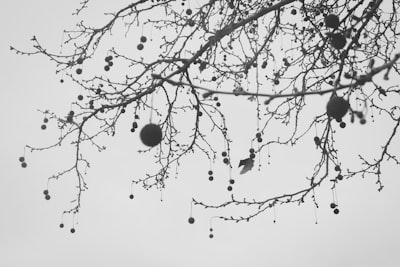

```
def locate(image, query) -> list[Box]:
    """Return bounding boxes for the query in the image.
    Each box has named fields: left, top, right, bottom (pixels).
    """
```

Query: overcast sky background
left=1, top=1, right=400, bottom=266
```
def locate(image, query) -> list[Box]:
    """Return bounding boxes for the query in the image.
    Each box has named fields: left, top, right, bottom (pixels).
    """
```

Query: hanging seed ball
left=140, top=36, right=147, bottom=43
left=227, top=185, right=233, bottom=191
left=335, top=165, right=341, bottom=172
left=43, top=189, right=49, bottom=195
left=45, top=194, right=51, bottom=200
left=186, top=8, right=193, bottom=16
left=333, top=208, right=340, bottom=214
left=229, top=179, right=235, bottom=184
left=325, top=14, right=340, bottom=29
left=337, top=174, right=343, bottom=180
left=330, top=203, right=337, bottom=209
left=43, top=118, right=49, bottom=123
left=19, top=156, right=25, bottom=162
left=76, top=58, right=84, bottom=64
left=70, top=228, right=76, bottom=233
left=223, top=158, right=229, bottom=164
left=41, top=124, right=47, bottom=130
left=137, top=43, right=144, bottom=50
left=76, top=68, right=82, bottom=75
left=104, top=65, right=110, bottom=71
left=208, top=170, right=213, bottom=175
left=21, top=162, right=27, bottom=168
left=314, top=136, right=321, bottom=145
left=108, top=61, right=114, bottom=67
left=326, top=96, right=349, bottom=121
left=221, top=151, right=227, bottom=157
left=188, top=217, right=195, bottom=224
left=291, top=9, right=297, bottom=15
left=330, top=33, right=346, bottom=49
left=140, top=123, right=162, bottom=147
left=208, top=176, right=214, bottom=181
left=186, top=9, right=193, bottom=15
left=209, top=233, right=214, bottom=239
left=340, top=121, right=346, bottom=128
left=188, top=19, right=195, bottom=27
left=77, top=95, right=84, bottom=101
left=59, top=223, right=64, bottom=228
left=129, top=194, right=134, bottom=199
left=60, top=79, right=64, bottom=83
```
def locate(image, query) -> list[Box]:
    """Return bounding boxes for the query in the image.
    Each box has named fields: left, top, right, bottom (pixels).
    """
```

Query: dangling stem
left=149, top=92, right=154, bottom=123
left=190, top=199, right=193, bottom=217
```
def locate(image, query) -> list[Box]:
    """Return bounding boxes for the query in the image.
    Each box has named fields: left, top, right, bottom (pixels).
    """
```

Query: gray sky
left=1, top=1, right=399, bottom=266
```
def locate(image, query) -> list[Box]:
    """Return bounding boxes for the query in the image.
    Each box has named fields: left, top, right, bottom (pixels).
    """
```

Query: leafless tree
left=12, top=0, right=400, bottom=234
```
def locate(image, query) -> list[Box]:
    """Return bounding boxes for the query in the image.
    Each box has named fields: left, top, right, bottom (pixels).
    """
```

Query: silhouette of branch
left=14, top=0, right=400, bottom=230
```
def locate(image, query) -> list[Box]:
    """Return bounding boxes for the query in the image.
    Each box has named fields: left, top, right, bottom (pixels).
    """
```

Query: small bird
left=238, top=158, right=254, bottom=174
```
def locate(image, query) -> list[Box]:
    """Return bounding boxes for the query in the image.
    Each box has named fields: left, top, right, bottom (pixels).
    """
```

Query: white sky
left=1, top=1, right=399, bottom=266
